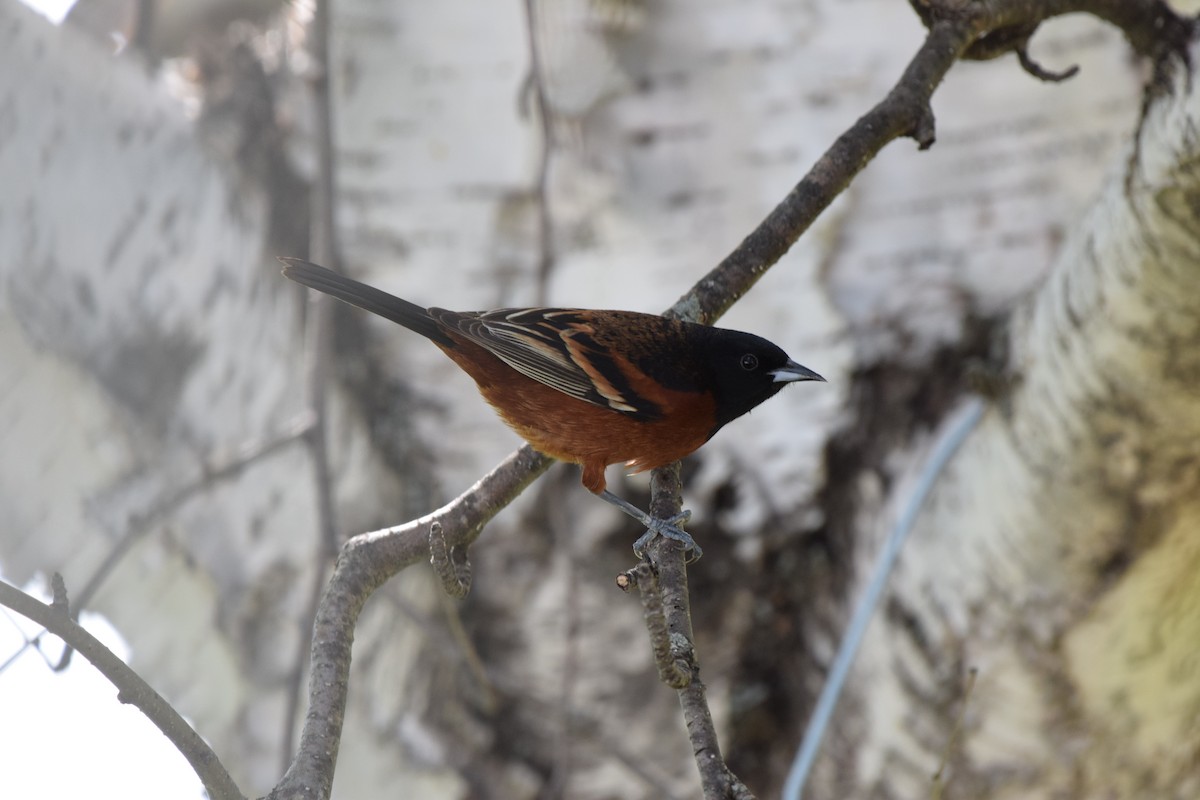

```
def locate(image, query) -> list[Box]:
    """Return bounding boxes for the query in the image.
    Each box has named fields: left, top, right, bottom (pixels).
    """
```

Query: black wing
left=433, top=308, right=663, bottom=421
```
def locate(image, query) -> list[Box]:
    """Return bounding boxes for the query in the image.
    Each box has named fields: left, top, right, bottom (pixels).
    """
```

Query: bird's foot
left=597, top=490, right=702, bottom=562
left=633, top=510, right=701, bottom=561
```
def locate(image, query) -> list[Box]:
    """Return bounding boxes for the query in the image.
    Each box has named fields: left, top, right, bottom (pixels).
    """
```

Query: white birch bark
left=828, top=45, right=1200, bottom=797
left=1, top=1, right=302, bottom=791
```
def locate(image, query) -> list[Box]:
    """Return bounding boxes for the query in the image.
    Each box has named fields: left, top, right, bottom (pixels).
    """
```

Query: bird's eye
left=740, top=353, right=759, bottom=371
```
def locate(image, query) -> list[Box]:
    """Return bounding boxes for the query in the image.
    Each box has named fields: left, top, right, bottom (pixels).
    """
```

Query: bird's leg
left=598, top=490, right=701, bottom=560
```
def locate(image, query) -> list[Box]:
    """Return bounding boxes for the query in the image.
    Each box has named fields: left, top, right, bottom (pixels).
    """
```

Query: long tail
left=280, top=258, right=456, bottom=347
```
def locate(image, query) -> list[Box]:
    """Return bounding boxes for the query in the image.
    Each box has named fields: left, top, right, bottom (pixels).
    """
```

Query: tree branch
left=522, top=0, right=557, bottom=303
left=645, top=464, right=754, bottom=798
left=0, top=578, right=245, bottom=800
left=0, top=414, right=314, bottom=675
left=668, top=16, right=979, bottom=325
left=267, top=1, right=1194, bottom=797
left=267, top=445, right=552, bottom=800
left=281, top=0, right=343, bottom=773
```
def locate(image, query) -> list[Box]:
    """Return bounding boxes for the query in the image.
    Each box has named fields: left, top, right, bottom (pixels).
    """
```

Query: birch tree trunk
left=829, top=49, right=1200, bottom=798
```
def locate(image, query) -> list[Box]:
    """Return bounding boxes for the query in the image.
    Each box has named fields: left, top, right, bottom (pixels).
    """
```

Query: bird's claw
left=633, top=510, right=702, bottom=561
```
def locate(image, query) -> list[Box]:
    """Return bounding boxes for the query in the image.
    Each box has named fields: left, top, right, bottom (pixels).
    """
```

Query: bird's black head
left=700, top=328, right=825, bottom=430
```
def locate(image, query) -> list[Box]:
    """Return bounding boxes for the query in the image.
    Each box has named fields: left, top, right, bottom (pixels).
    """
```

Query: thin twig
left=428, top=591, right=497, bottom=712
left=280, top=0, right=343, bottom=774
left=522, top=0, right=557, bottom=303
left=0, top=608, right=58, bottom=673
left=1016, top=46, right=1080, bottom=82
left=0, top=415, right=313, bottom=676
left=553, top=477, right=582, bottom=797
left=0, top=578, right=245, bottom=800
left=83, top=413, right=316, bottom=617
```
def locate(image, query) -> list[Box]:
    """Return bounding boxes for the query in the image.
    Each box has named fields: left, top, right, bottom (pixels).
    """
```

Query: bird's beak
left=771, top=360, right=826, bottom=384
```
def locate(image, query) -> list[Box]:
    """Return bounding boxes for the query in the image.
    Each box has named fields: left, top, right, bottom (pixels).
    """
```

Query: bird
left=281, top=258, right=825, bottom=558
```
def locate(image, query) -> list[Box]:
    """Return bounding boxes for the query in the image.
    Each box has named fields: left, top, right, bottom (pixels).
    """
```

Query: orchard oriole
left=281, top=259, right=824, bottom=557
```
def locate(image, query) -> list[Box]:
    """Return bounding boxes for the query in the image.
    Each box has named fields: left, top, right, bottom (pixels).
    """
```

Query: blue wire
left=782, top=397, right=986, bottom=800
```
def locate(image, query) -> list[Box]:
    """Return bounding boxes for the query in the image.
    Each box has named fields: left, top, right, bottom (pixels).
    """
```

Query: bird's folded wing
left=442, top=308, right=662, bottom=421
